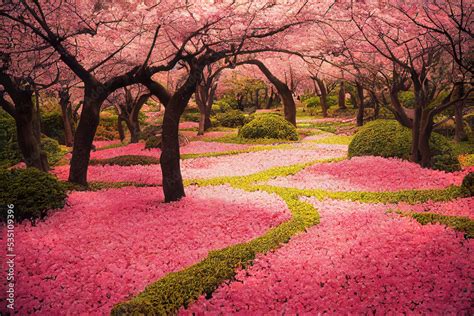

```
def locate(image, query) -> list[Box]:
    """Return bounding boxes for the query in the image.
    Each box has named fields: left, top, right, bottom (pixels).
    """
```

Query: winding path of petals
left=182, top=145, right=347, bottom=179
left=52, top=164, right=164, bottom=184
left=89, top=141, right=252, bottom=160
left=268, top=156, right=471, bottom=191
left=14, top=185, right=290, bottom=314
left=184, top=198, right=473, bottom=314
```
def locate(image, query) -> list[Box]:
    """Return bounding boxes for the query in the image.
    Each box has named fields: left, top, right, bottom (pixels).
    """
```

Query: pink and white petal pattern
left=268, top=156, right=472, bottom=191
left=14, top=185, right=290, bottom=315
left=184, top=198, right=473, bottom=315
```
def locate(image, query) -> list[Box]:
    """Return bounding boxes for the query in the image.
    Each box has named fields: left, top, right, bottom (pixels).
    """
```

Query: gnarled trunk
left=356, top=82, right=365, bottom=126
left=117, top=116, right=125, bottom=142
left=338, top=81, right=347, bottom=110
left=315, top=78, right=329, bottom=117
left=59, top=88, right=74, bottom=147
left=453, top=84, right=467, bottom=142
left=15, top=92, right=48, bottom=171
left=68, top=86, right=103, bottom=185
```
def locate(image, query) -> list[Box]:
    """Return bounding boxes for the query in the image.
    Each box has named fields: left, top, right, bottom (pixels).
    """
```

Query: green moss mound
left=461, top=172, right=474, bottom=197
left=41, top=112, right=65, bottom=144
left=0, top=113, right=21, bottom=168
left=0, top=168, right=67, bottom=223
left=239, top=115, right=298, bottom=140
left=216, top=110, right=246, bottom=127
left=90, top=155, right=160, bottom=166
left=348, top=120, right=460, bottom=172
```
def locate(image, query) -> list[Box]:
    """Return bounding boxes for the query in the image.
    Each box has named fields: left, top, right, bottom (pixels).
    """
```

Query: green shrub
left=0, top=113, right=21, bottom=168
left=41, top=136, right=67, bottom=166
left=41, top=111, right=65, bottom=144
left=348, top=120, right=460, bottom=172
left=95, top=112, right=119, bottom=140
left=90, top=155, right=160, bottom=166
left=145, top=134, right=189, bottom=149
left=461, top=172, right=474, bottom=197
left=0, top=168, right=67, bottom=223
left=303, top=96, right=320, bottom=108
left=216, top=110, right=246, bottom=127
left=211, top=100, right=232, bottom=114
left=239, top=115, right=298, bottom=140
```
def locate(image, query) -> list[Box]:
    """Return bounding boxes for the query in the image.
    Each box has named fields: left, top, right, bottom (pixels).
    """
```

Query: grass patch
left=61, top=181, right=161, bottom=192
left=396, top=211, right=474, bottom=238
left=89, top=155, right=160, bottom=166
left=94, top=141, right=127, bottom=151
left=311, top=135, right=353, bottom=145
left=201, top=134, right=299, bottom=145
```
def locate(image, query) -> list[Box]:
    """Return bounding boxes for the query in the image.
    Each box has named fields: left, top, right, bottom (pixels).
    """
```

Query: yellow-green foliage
left=396, top=211, right=474, bottom=239
left=239, top=115, right=298, bottom=140
left=1, top=168, right=67, bottom=223
left=89, top=155, right=160, bottom=166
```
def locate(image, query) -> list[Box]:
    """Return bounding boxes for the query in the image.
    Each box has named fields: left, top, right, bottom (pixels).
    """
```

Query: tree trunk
left=418, top=110, right=433, bottom=168
left=15, top=93, right=48, bottom=171
left=266, top=88, right=274, bottom=109
left=356, top=82, right=365, bottom=126
left=59, top=89, right=74, bottom=147
left=125, top=119, right=140, bottom=143
left=68, top=87, right=103, bottom=185
left=280, top=87, right=296, bottom=126
left=338, top=81, right=347, bottom=110
left=453, top=84, right=467, bottom=142
left=410, top=107, right=422, bottom=163
left=117, top=116, right=125, bottom=142
left=315, top=78, right=328, bottom=117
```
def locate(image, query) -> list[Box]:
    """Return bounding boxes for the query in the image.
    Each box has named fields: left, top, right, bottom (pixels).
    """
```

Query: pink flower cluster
left=14, top=185, right=290, bottom=315
left=268, top=156, right=470, bottom=191
left=184, top=198, right=473, bottom=314
left=397, top=197, right=474, bottom=219
left=90, top=141, right=252, bottom=160
left=92, top=140, right=122, bottom=149
left=179, top=121, right=199, bottom=129
left=182, top=146, right=347, bottom=179
left=52, top=164, right=163, bottom=184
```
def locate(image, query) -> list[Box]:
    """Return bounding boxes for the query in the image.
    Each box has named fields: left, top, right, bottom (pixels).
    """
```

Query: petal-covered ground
left=268, top=156, right=472, bottom=191
left=182, top=145, right=347, bottom=179
left=90, top=141, right=252, bottom=160
left=14, top=185, right=290, bottom=314
left=397, top=197, right=474, bottom=219
left=184, top=198, right=473, bottom=314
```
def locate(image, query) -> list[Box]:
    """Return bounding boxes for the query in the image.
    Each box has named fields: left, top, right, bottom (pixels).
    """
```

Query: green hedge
left=348, top=120, right=461, bottom=172
left=216, top=110, right=246, bottom=127
left=461, top=172, right=474, bottom=197
left=41, top=111, right=65, bottom=144
left=90, top=155, right=160, bottom=166
left=239, top=115, right=298, bottom=140
left=0, top=168, right=67, bottom=223
left=0, top=113, right=21, bottom=168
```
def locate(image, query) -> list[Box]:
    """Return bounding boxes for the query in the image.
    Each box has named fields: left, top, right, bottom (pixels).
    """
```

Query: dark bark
left=338, top=81, right=347, bottom=110
left=315, top=78, right=329, bottom=117
left=195, top=80, right=215, bottom=135
left=356, top=82, right=365, bottom=126
left=117, top=87, right=149, bottom=143
left=453, top=84, right=467, bottom=142
left=0, top=73, right=48, bottom=171
left=117, top=116, right=125, bottom=142
left=266, top=88, right=275, bottom=109
left=237, top=60, right=296, bottom=125
left=68, top=86, right=103, bottom=185
left=410, top=107, right=422, bottom=163
left=59, top=88, right=74, bottom=146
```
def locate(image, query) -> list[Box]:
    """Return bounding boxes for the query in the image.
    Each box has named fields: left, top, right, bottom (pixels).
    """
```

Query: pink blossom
left=52, top=164, right=164, bottom=184
left=397, top=197, right=474, bottom=219
left=92, top=140, right=122, bottom=149
left=269, top=156, right=471, bottom=191
left=182, top=145, right=347, bottom=179
left=179, top=121, right=199, bottom=129
left=184, top=198, right=473, bottom=314
left=14, top=185, right=290, bottom=315
left=89, top=141, right=252, bottom=160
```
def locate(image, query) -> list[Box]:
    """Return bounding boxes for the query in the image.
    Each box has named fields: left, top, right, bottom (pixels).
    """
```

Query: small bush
left=41, top=135, right=67, bottom=166
left=216, top=110, right=246, bottom=127
left=461, top=172, right=474, bottom=197
left=0, top=113, right=21, bottom=168
left=211, top=100, right=232, bottom=114
left=41, top=111, right=65, bottom=144
left=239, top=115, right=298, bottom=140
left=348, top=120, right=460, bottom=172
left=303, top=96, right=320, bottom=108
left=90, top=155, right=160, bottom=166
left=145, top=134, right=190, bottom=149
left=0, top=168, right=67, bottom=223
left=95, top=112, right=119, bottom=140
